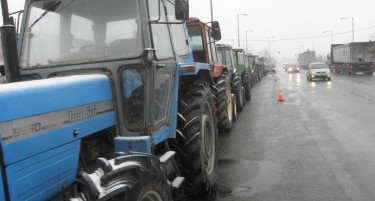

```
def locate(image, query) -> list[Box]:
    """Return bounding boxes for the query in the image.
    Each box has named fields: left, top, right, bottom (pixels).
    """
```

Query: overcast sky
left=190, top=0, right=375, bottom=62
left=2, top=0, right=375, bottom=63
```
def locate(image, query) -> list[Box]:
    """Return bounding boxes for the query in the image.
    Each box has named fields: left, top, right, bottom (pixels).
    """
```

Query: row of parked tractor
left=0, top=1, right=267, bottom=200
left=188, top=18, right=267, bottom=133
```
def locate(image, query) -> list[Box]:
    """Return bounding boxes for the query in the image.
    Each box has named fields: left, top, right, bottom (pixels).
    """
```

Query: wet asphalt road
left=183, top=68, right=375, bottom=201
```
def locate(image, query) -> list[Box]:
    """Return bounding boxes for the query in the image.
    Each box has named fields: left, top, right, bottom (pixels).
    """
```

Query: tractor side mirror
left=211, top=21, right=222, bottom=41
left=175, top=0, right=189, bottom=21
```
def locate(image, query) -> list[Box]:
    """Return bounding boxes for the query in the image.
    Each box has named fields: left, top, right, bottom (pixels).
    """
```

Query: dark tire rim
left=226, top=81, right=233, bottom=123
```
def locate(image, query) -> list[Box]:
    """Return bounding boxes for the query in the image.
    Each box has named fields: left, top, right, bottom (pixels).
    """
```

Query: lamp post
left=323, top=30, right=333, bottom=44
left=210, top=0, right=213, bottom=23
left=341, top=17, right=354, bottom=42
left=237, top=13, right=248, bottom=47
left=246, top=29, right=253, bottom=54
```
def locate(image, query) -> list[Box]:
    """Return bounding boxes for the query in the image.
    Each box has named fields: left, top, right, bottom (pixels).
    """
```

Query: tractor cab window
left=165, top=0, right=188, bottom=57
left=188, top=25, right=205, bottom=63
left=206, top=29, right=217, bottom=64
left=20, top=0, right=142, bottom=68
left=217, top=49, right=223, bottom=65
left=236, top=51, right=245, bottom=65
left=225, top=49, right=234, bottom=70
left=122, top=68, right=145, bottom=131
left=148, top=0, right=173, bottom=59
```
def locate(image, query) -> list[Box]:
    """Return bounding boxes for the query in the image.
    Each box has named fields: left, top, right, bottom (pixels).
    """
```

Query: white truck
left=329, top=42, right=375, bottom=75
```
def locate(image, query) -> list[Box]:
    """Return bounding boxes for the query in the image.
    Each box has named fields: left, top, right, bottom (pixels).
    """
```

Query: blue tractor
left=0, top=0, right=218, bottom=200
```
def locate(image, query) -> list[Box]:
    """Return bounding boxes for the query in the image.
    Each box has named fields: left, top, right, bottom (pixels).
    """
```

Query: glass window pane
left=148, top=0, right=173, bottom=60
left=165, top=1, right=188, bottom=57
left=20, top=0, right=142, bottom=68
left=122, top=68, right=145, bottom=131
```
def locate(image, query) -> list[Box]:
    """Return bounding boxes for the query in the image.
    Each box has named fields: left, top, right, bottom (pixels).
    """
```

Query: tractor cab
left=10, top=0, right=189, bottom=140
left=186, top=18, right=221, bottom=66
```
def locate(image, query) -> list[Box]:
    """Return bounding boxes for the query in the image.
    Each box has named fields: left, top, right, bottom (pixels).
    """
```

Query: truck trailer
left=298, top=50, right=316, bottom=69
left=329, top=42, right=375, bottom=75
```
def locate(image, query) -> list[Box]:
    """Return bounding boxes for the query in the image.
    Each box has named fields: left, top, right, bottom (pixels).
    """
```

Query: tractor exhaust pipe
left=0, top=0, right=21, bottom=82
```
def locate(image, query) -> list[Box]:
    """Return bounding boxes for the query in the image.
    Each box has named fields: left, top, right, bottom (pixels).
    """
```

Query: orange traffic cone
left=278, top=89, right=284, bottom=101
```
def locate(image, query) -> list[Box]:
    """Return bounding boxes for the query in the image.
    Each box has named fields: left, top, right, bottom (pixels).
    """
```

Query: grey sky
left=190, top=0, right=375, bottom=61
left=2, top=0, right=375, bottom=62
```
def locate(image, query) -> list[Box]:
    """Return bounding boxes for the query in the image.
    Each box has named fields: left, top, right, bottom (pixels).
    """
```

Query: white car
left=307, top=62, right=331, bottom=81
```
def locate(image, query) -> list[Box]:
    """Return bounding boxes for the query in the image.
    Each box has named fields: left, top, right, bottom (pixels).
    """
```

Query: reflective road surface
left=182, top=68, right=375, bottom=201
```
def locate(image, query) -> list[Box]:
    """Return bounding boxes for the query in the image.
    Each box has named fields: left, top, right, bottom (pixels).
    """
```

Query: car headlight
left=297, top=68, right=300, bottom=70
left=328, top=74, right=331, bottom=77
left=288, top=68, right=292, bottom=71
left=311, top=75, right=315, bottom=78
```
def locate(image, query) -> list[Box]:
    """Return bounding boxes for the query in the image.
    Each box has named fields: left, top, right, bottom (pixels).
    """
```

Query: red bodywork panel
left=212, top=65, right=225, bottom=78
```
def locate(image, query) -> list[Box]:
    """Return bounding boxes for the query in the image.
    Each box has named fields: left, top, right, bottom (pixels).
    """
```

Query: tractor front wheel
left=172, top=82, right=218, bottom=196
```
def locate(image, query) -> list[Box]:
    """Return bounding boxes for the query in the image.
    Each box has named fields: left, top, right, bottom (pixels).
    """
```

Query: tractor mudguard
left=211, top=65, right=226, bottom=78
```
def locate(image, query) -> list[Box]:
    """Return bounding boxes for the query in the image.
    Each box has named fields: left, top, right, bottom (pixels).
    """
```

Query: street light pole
left=341, top=17, right=354, bottom=42
left=246, top=29, right=253, bottom=54
left=351, top=17, right=354, bottom=42
left=324, top=30, right=334, bottom=44
left=210, top=0, right=213, bottom=23
left=237, top=13, right=248, bottom=47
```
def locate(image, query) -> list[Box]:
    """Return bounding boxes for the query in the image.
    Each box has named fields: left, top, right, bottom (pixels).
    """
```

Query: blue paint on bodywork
left=115, top=136, right=152, bottom=154
left=0, top=164, right=5, bottom=201
left=0, top=75, right=113, bottom=123
left=3, top=112, right=115, bottom=165
left=6, top=141, right=80, bottom=201
left=0, top=75, right=116, bottom=200
left=154, top=127, right=169, bottom=145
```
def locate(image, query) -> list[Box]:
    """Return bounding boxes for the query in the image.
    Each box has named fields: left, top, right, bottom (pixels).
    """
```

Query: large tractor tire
left=172, top=82, right=218, bottom=196
left=243, top=73, right=251, bottom=101
left=213, top=75, right=233, bottom=132
left=74, top=154, right=171, bottom=201
left=232, top=75, right=244, bottom=112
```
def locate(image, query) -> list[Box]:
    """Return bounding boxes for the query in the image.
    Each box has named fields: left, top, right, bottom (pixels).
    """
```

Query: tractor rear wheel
left=232, top=75, right=244, bottom=112
left=213, top=75, right=233, bottom=132
left=172, top=82, right=218, bottom=196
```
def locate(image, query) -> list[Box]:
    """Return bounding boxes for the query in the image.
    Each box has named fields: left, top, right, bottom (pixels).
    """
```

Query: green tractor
left=232, top=48, right=252, bottom=107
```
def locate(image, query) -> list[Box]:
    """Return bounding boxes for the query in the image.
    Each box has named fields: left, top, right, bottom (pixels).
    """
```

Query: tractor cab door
left=147, top=0, right=188, bottom=130
left=205, top=27, right=219, bottom=67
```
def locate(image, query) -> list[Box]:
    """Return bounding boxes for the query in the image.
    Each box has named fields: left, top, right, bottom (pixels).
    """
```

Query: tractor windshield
left=20, top=0, right=142, bottom=68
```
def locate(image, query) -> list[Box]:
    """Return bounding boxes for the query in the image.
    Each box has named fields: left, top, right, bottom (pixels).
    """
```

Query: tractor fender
left=179, top=62, right=214, bottom=85
left=211, top=65, right=227, bottom=78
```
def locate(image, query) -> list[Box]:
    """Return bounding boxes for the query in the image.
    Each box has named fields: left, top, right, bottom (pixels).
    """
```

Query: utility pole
left=264, top=36, right=274, bottom=60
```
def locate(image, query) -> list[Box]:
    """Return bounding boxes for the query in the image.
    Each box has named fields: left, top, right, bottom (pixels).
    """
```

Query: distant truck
left=298, top=50, right=316, bottom=69
left=328, top=42, right=375, bottom=75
